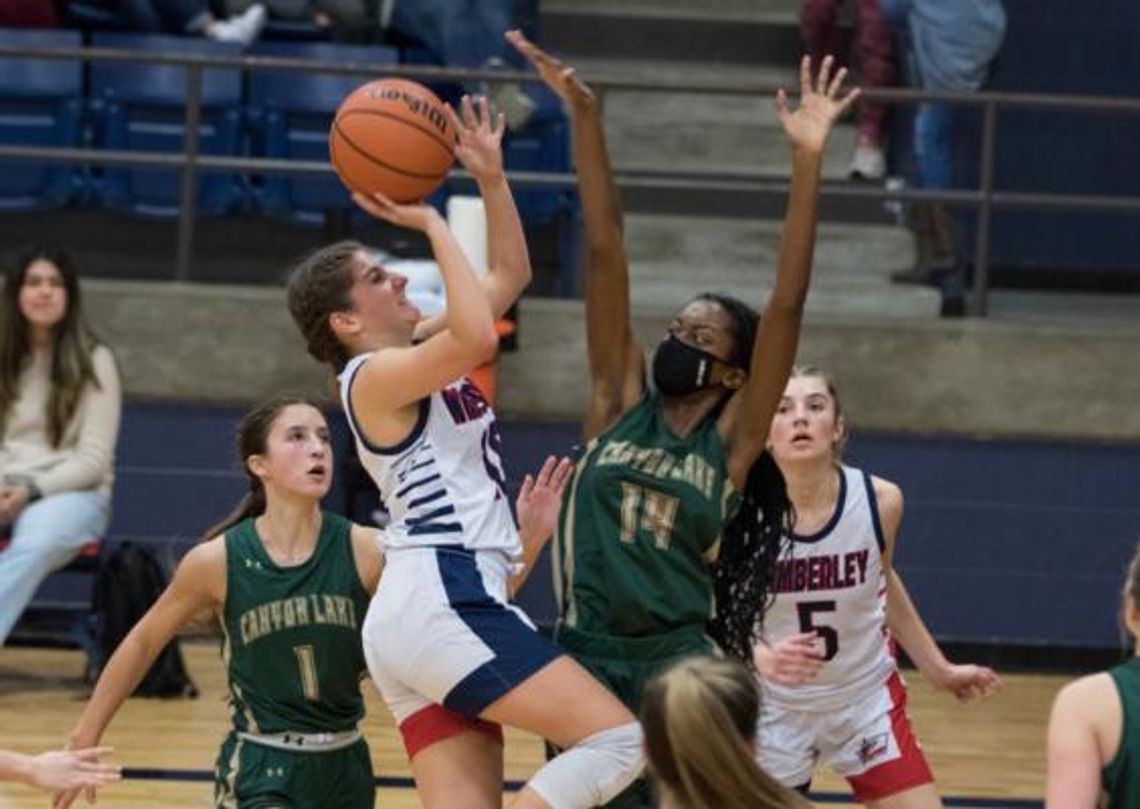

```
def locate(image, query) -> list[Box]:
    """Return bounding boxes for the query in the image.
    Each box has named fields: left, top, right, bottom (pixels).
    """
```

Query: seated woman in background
left=640, top=656, right=809, bottom=809
left=1046, top=541, right=1140, bottom=809
left=0, top=247, right=121, bottom=647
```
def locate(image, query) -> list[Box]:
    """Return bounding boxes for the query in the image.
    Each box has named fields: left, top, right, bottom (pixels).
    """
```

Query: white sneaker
left=848, top=143, right=886, bottom=181
left=207, top=3, right=267, bottom=46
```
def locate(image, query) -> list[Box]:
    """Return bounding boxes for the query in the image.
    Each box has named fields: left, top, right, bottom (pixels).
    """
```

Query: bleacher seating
left=0, top=25, right=577, bottom=271
left=0, top=28, right=84, bottom=211
left=90, top=32, right=246, bottom=218
left=247, top=40, right=399, bottom=225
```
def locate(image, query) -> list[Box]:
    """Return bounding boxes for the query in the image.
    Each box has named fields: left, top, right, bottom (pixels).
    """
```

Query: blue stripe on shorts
left=434, top=547, right=562, bottom=718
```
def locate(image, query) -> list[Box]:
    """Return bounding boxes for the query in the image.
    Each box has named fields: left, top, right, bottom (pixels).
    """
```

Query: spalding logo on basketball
left=330, top=78, right=457, bottom=203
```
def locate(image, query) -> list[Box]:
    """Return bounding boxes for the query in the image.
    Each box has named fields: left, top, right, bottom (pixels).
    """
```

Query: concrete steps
left=585, top=61, right=856, bottom=180
left=620, top=212, right=935, bottom=318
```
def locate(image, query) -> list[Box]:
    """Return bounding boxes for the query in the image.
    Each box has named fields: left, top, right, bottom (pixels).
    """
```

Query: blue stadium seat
left=0, top=28, right=84, bottom=211
left=247, top=41, right=400, bottom=225
left=90, top=32, right=245, bottom=218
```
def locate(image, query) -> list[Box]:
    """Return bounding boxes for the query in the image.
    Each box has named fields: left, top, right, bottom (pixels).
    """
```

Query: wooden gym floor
left=0, top=643, right=1056, bottom=808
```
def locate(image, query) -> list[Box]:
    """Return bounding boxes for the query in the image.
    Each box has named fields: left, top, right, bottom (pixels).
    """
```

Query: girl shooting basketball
left=754, top=368, right=1001, bottom=806
left=508, top=30, right=857, bottom=807
left=287, top=96, right=643, bottom=808
left=56, top=396, right=569, bottom=809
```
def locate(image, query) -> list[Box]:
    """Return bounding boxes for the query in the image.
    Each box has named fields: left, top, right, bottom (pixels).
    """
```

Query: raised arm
left=876, top=477, right=1001, bottom=701
left=414, top=94, right=532, bottom=341
left=58, top=542, right=224, bottom=809
left=508, top=31, right=642, bottom=440
left=721, top=57, right=858, bottom=488
left=348, top=194, right=498, bottom=435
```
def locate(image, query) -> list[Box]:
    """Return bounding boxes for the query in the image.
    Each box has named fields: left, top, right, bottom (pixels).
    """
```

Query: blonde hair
left=789, top=364, right=848, bottom=458
left=641, top=657, right=810, bottom=809
left=1121, top=542, right=1140, bottom=643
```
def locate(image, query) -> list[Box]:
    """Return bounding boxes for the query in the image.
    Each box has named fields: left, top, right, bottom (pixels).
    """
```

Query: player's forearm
left=508, top=527, right=548, bottom=597
left=426, top=218, right=497, bottom=351
left=71, top=633, right=161, bottom=745
left=885, top=570, right=950, bottom=681
left=569, top=99, right=625, bottom=255
left=0, top=750, right=35, bottom=785
left=769, top=150, right=824, bottom=312
left=478, top=173, right=532, bottom=316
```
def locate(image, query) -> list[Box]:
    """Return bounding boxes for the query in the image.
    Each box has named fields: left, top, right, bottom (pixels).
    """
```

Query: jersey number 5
left=619, top=483, right=679, bottom=550
left=796, top=601, right=839, bottom=661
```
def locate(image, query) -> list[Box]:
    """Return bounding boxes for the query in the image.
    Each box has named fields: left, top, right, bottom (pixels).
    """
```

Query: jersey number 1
left=619, top=483, right=679, bottom=549
left=293, top=645, right=320, bottom=702
left=796, top=601, right=839, bottom=661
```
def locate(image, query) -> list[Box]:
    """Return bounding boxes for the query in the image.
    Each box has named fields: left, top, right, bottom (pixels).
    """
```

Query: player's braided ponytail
left=694, top=294, right=794, bottom=668
left=709, top=453, right=792, bottom=666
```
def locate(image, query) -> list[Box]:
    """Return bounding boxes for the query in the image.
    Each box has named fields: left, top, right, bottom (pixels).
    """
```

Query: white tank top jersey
left=760, top=464, right=896, bottom=712
left=338, top=353, right=522, bottom=556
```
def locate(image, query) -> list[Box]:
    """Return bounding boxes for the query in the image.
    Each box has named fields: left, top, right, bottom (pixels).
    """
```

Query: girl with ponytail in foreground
left=641, top=656, right=808, bottom=809
left=56, top=395, right=570, bottom=809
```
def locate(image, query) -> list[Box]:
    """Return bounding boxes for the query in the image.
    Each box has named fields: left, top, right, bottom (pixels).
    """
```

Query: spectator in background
left=1046, top=541, right=1140, bottom=809
left=883, top=0, right=1005, bottom=291
left=113, top=0, right=268, bottom=46
left=801, top=0, right=895, bottom=180
left=0, top=247, right=121, bottom=646
left=640, top=656, right=809, bottom=809
left=391, top=0, right=537, bottom=129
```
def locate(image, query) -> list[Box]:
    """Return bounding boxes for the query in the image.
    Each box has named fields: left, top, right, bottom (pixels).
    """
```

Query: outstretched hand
left=777, top=55, right=861, bottom=155
left=505, top=29, right=595, bottom=113
left=446, top=94, right=505, bottom=182
left=934, top=663, right=1003, bottom=703
left=352, top=190, right=443, bottom=233
left=754, top=633, right=825, bottom=687
left=45, top=746, right=120, bottom=808
left=516, top=455, right=574, bottom=555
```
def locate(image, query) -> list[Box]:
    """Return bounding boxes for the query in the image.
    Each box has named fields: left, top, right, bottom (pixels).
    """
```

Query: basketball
left=330, top=78, right=457, bottom=203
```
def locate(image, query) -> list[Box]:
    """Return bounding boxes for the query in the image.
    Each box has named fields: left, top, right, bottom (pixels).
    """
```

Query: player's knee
left=529, top=721, right=645, bottom=808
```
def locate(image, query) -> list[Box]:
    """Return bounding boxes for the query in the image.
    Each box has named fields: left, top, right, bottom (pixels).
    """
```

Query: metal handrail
left=2, top=42, right=1139, bottom=314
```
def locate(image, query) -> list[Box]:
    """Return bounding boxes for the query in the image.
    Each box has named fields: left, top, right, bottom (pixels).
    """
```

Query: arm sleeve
left=35, top=345, right=122, bottom=497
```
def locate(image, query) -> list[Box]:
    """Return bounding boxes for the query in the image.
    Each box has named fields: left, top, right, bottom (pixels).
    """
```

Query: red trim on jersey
left=399, top=704, right=504, bottom=759
left=846, top=670, right=935, bottom=802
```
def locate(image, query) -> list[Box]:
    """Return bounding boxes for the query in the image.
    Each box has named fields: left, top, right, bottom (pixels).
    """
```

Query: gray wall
left=85, top=280, right=1140, bottom=442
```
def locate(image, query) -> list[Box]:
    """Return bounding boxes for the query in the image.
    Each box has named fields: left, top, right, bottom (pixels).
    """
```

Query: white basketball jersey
left=338, top=353, right=521, bottom=556
left=760, top=464, right=895, bottom=711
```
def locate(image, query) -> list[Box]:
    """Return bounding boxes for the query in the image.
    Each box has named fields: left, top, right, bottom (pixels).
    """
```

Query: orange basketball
left=330, top=78, right=457, bottom=203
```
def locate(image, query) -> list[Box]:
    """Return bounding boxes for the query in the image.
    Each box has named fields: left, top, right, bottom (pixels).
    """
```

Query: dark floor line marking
left=121, top=768, right=1044, bottom=806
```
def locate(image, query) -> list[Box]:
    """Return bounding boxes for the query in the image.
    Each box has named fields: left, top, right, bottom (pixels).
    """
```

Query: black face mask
left=651, top=334, right=721, bottom=396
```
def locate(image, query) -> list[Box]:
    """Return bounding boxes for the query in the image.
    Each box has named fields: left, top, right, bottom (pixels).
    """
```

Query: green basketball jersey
left=1103, top=657, right=1140, bottom=808
left=220, top=512, right=371, bottom=734
left=554, top=392, right=739, bottom=638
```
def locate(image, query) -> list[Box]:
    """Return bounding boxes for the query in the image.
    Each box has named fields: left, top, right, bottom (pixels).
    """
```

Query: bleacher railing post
left=969, top=100, right=998, bottom=317
left=174, top=63, right=203, bottom=283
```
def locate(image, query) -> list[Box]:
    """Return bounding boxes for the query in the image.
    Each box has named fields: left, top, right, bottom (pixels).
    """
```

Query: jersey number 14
left=619, top=483, right=680, bottom=550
